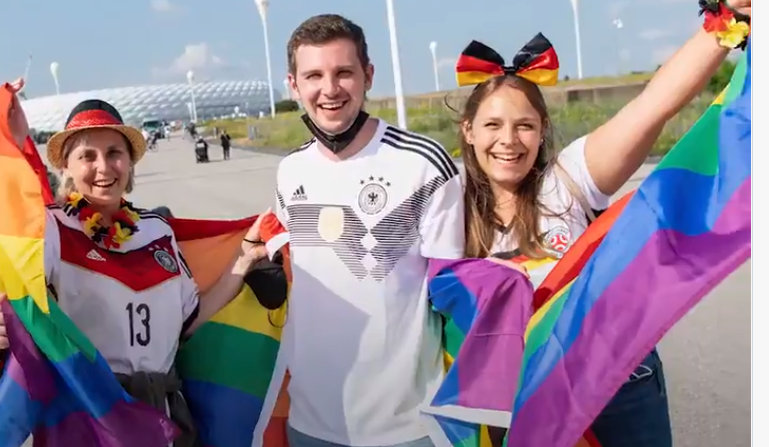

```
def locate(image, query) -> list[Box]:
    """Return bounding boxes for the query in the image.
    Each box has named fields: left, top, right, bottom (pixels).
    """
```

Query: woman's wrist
left=231, top=255, right=254, bottom=277
left=700, top=0, right=750, bottom=50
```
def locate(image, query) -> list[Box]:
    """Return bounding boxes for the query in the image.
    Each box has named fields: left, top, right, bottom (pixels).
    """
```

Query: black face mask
left=301, top=110, right=370, bottom=154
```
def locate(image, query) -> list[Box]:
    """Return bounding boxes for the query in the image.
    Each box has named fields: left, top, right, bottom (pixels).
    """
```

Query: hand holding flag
left=5, top=78, right=29, bottom=150
left=235, top=210, right=272, bottom=274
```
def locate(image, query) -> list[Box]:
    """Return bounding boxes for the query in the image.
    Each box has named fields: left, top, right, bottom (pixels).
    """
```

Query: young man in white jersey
left=274, top=14, right=464, bottom=447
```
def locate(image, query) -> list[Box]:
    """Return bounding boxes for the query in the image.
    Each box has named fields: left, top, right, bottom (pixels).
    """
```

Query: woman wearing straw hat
left=0, top=79, right=269, bottom=446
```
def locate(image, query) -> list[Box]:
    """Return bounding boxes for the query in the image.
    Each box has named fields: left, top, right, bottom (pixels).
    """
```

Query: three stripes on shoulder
left=287, top=126, right=459, bottom=183
left=381, top=126, right=459, bottom=182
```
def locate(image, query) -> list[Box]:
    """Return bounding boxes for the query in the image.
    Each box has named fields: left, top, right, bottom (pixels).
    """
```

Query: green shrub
left=275, top=100, right=299, bottom=113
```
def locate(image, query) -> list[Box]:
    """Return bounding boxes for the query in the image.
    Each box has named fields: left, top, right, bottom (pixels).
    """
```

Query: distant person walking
left=220, top=130, right=232, bottom=160
left=186, top=122, right=197, bottom=140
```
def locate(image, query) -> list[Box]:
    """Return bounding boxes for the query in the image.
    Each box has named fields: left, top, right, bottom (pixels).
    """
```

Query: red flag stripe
left=516, top=46, right=559, bottom=74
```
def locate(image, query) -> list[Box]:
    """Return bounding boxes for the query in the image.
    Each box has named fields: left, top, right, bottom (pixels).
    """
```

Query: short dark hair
left=287, top=14, right=370, bottom=75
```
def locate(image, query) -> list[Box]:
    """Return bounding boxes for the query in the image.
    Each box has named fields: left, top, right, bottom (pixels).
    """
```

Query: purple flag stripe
left=429, top=259, right=534, bottom=413
left=33, top=402, right=179, bottom=447
left=508, top=180, right=750, bottom=447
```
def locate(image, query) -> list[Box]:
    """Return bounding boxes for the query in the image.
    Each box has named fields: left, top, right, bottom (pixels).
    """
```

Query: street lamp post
left=428, top=41, right=440, bottom=92
left=569, top=0, right=584, bottom=79
left=283, top=78, right=290, bottom=100
left=23, top=55, right=32, bottom=86
left=255, top=0, right=277, bottom=119
left=612, top=18, right=625, bottom=75
left=385, top=0, right=408, bottom=129
left=186, top=70, right=198, bottom=122
left=50, top=62, right=61, bottom=96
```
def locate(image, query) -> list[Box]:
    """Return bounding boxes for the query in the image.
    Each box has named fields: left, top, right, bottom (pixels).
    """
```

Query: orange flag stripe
left=533, top=192, right=634, bottom=310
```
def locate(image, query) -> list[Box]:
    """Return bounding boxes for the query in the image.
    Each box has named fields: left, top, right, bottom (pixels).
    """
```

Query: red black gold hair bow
left=455, top=33, right=559, bottom=87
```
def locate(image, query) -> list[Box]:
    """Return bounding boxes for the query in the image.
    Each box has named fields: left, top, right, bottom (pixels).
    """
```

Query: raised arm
left=584, top=0, right=750, bottom=196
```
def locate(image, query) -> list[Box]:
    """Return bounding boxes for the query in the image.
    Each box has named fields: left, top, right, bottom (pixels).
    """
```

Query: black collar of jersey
left=301, top=110, right=370, bottom=154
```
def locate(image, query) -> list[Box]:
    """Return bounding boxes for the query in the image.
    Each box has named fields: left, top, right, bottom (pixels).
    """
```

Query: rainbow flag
left=420, top=256, right=599, bottom=447
left=172, top=216, right=292, bottom=447
left=422, top=259, right=536, bottom=447
left=0, top=85, right=178, bottom=446
left=507, top=40, right=751, bottom=447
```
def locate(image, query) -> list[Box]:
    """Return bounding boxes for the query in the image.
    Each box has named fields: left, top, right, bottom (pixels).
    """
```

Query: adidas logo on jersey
left=86, top=249, right=106, bottom=262
left=291, top=185, right=307, bottom=201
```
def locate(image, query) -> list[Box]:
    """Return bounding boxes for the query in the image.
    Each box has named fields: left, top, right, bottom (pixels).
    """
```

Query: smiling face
left=462, top=84, right=546, bottom=189
left=288, top=38, right=373, bottom=135
left=62, top=128, right=133, bottom=210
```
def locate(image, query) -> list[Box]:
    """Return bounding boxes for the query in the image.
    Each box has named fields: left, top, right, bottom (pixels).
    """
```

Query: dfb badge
left=153, top=248, right=179, bottom=273
left=357, top=176, right=391, bottom=215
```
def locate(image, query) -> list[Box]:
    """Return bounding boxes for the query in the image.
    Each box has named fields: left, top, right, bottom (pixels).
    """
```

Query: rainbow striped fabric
left=422, top=258, right=537, bottom=447
left=420, top=257, right=599, bottom=447
left=172, top=216, right=291, bottom=447
left=507, top=39, right=751, bottom=447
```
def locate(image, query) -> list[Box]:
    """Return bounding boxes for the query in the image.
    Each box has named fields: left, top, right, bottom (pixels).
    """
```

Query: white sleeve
left=170, top=235, right=200, bottom=333
left=419, top=174, right=466, bottom=259
left=558, top=136, right=611, bottom=211
left=274, top=187, right=288, bottom=228
left=44, top=209, right=61, bottom=286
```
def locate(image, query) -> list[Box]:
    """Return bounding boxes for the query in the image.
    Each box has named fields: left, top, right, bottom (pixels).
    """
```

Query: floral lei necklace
left=65, top=192, right=141, bottom=249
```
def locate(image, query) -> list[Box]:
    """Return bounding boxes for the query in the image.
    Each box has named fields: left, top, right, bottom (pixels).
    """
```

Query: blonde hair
left=54, top=130, right=135, bottom=205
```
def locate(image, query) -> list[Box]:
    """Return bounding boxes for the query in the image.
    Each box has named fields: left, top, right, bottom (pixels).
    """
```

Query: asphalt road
left=27, top=137, right=750, bottom=446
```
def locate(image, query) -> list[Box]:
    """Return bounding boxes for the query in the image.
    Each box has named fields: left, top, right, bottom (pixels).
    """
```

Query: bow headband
left=455, top=33, right=560, bottom=87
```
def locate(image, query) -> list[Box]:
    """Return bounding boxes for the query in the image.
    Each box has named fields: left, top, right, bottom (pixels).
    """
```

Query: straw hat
left=46, top=99, right=147, bottom=169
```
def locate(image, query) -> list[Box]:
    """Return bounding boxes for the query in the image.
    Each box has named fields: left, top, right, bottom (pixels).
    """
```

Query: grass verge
left=204, top=93, right=714, bottom=158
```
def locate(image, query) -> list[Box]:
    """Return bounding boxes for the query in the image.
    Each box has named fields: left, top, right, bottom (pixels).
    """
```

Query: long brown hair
left=460, top=75, right=559, bottom=259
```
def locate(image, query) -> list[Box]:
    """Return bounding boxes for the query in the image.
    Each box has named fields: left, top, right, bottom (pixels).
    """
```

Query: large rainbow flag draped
left=173, top=216, right=292, bottom=447
left=505, top=39, right=752, bottom=447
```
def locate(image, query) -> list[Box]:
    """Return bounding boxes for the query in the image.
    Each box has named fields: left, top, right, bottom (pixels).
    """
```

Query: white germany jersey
left=490, top=137, right=612, bottom=287
left=44, top=207, right=200, bottom=375
left=274, top=120, right=465, bottom=446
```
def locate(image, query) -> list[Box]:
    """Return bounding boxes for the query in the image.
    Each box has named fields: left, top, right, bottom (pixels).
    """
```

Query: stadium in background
left=22, top=79, right=279, bottom=131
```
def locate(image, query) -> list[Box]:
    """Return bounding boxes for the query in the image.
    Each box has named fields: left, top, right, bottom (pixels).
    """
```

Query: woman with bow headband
left=454, top=1, right=750, bottom=446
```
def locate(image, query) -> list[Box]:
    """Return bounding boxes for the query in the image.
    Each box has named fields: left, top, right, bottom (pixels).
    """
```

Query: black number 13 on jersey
left=126, top=303, right=151, bottom=347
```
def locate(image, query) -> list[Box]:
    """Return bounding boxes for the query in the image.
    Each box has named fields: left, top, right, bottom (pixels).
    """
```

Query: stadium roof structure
left=22, top=79, right=279, bottom=131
